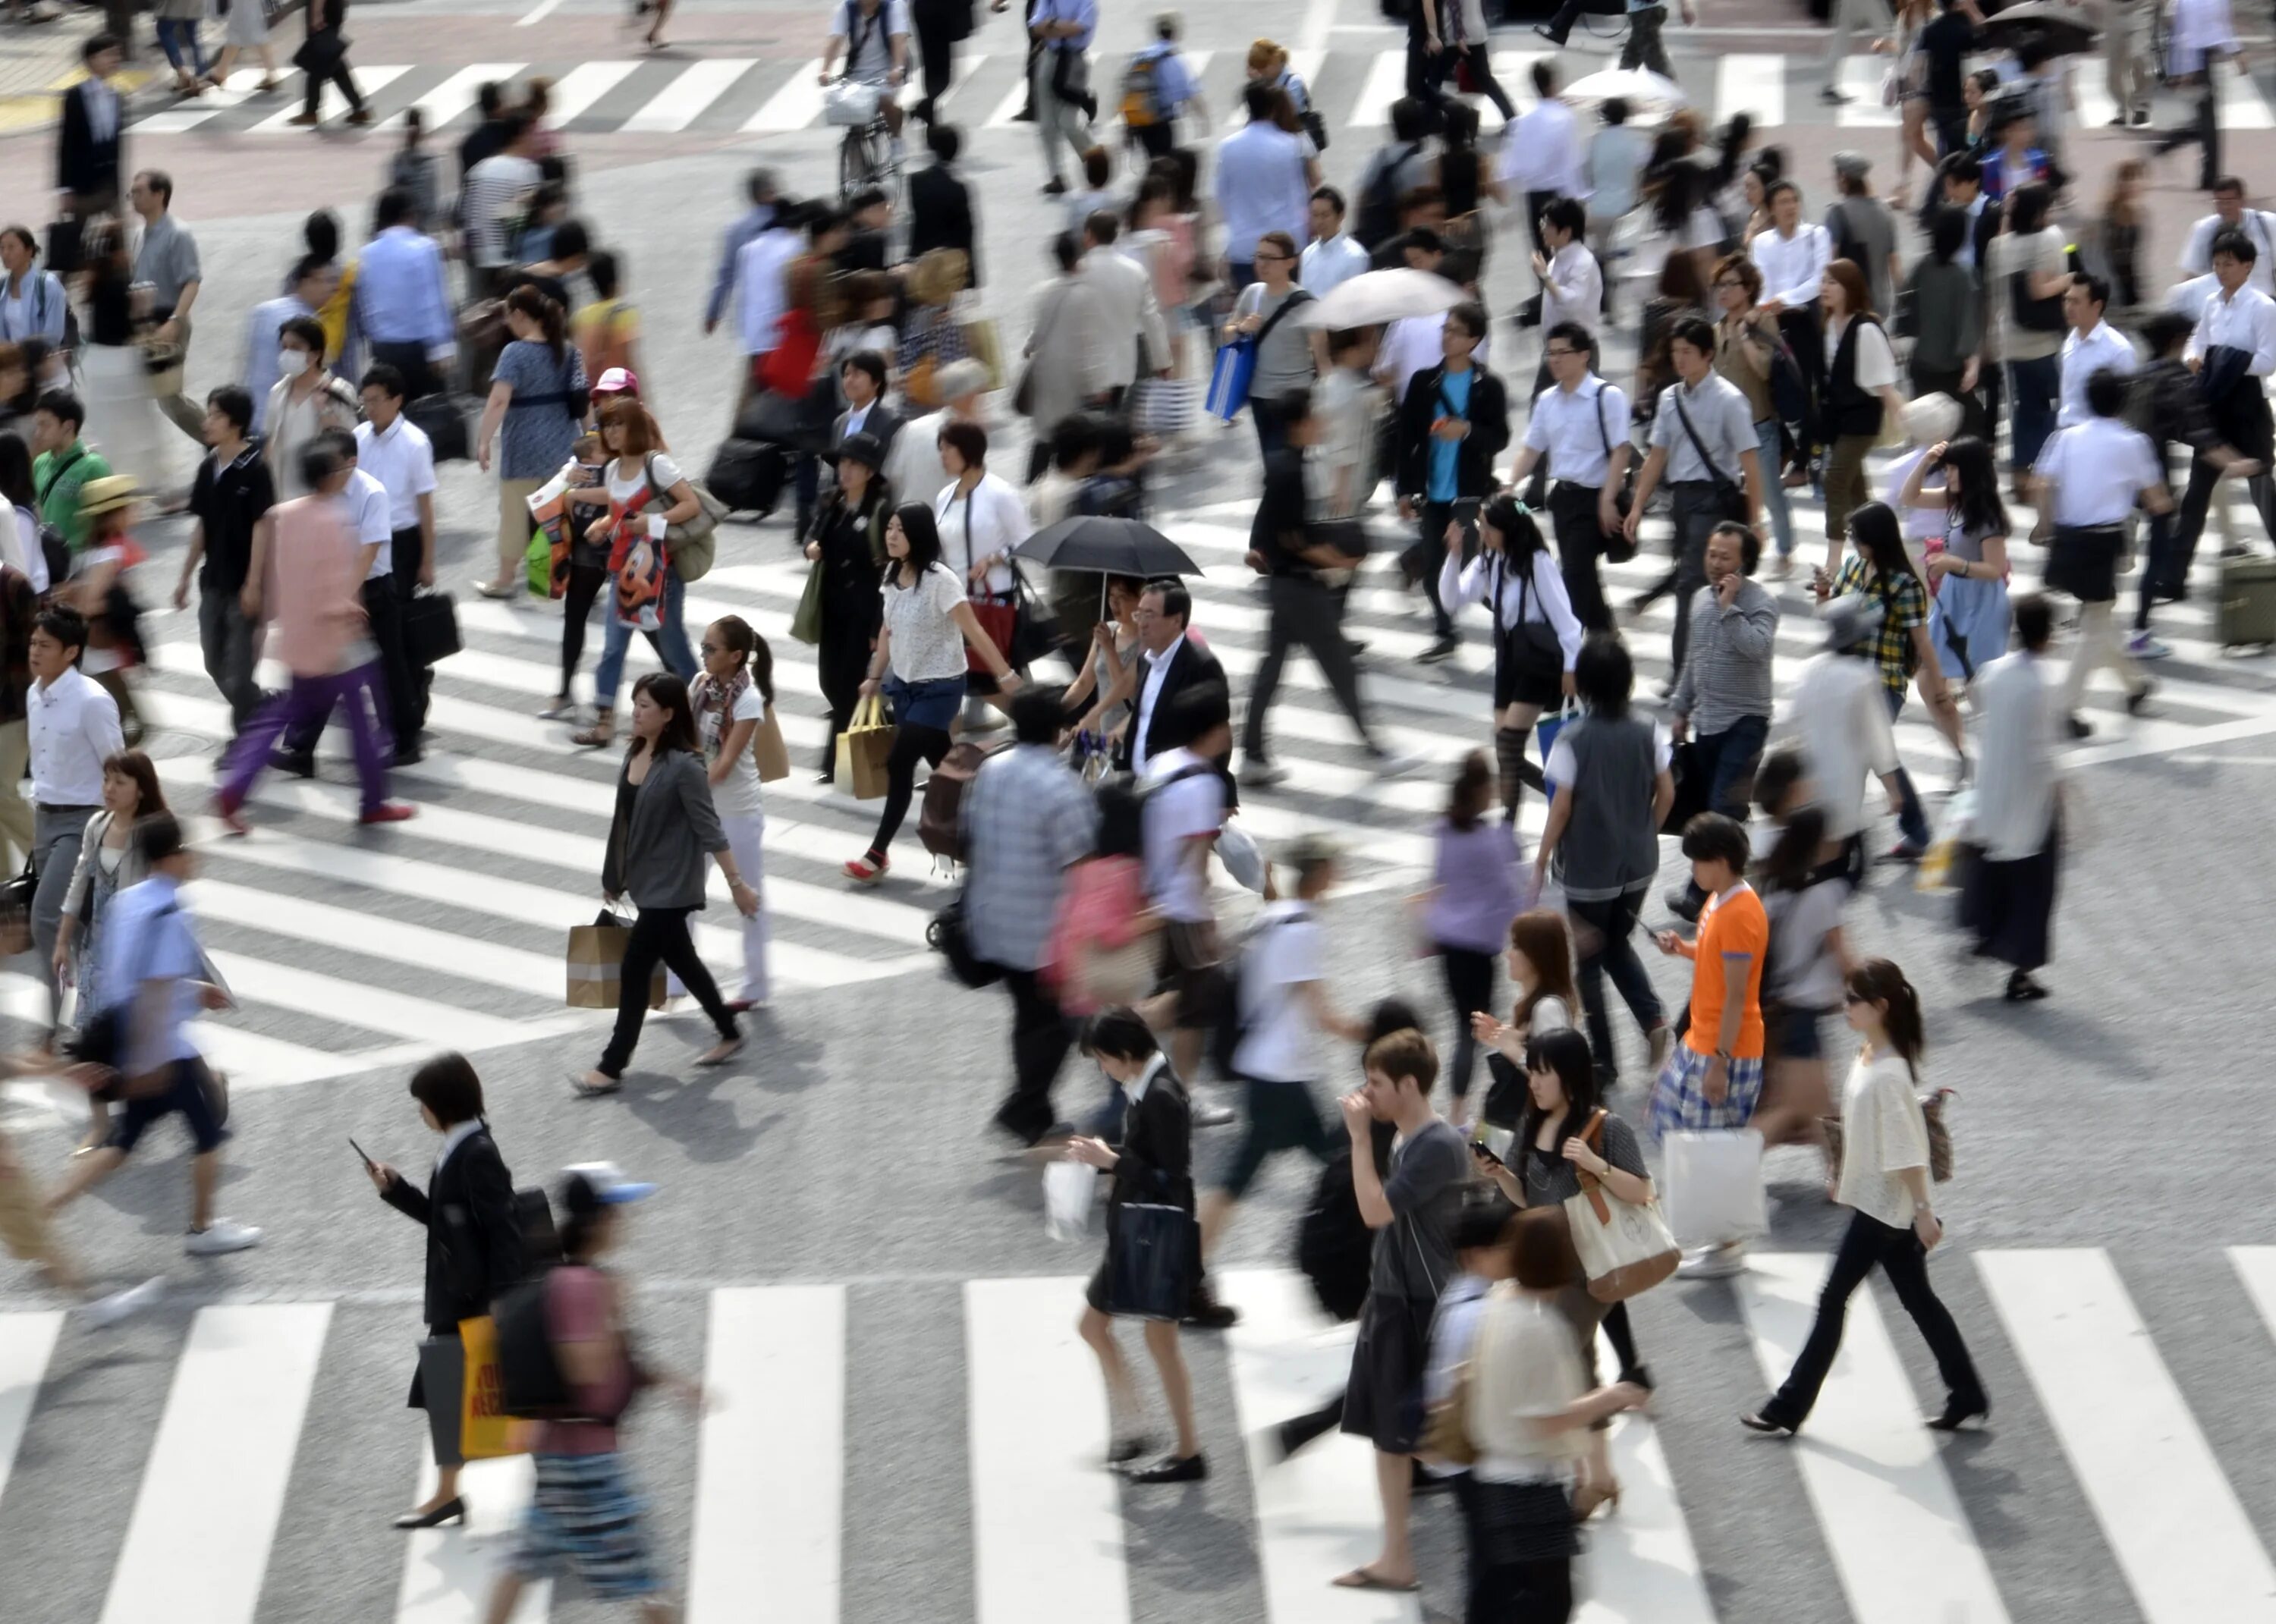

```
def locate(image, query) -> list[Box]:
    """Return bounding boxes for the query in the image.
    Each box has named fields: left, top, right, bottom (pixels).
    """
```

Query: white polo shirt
left=1524, top=375, right=1630, bottom=488
left=27, top=666, right=124, bottom=808
left=341, top=467, right=395, bottom=581
left=354, top=414, right=438, bottom=535
left=2033, top=416, right=2164, bottom=528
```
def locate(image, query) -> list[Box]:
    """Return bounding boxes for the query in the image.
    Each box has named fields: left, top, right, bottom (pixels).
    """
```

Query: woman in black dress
left=799, top=429, right=892, bottom=778
left=366, top=1054, right=524, bottom=1529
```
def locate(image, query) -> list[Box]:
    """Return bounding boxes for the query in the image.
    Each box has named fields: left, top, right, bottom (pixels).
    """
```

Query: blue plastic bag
left=1537, top=702, right=1578, bottom=801
left=1206, top=339, right=1257, bottom=423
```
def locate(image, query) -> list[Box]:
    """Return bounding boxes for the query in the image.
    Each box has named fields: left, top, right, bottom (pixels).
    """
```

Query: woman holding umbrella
left=802, top=431, right=893, bottom=781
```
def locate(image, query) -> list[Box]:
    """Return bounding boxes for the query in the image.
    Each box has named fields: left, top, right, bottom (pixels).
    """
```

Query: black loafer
left=1739, top=1412, right=1797, bottom=1437
left=1124, top=1452, right=1206, bottom=1484
left=391, top=1496, right=464, bottom=1529
left=1925, top=1398, right=1991, bottom=1432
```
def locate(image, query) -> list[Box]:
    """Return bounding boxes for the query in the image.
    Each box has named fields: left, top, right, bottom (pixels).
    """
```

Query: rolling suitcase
left=2218, top=554, right=2276, bottom=650
left=707, top=438, right=785, bottom=517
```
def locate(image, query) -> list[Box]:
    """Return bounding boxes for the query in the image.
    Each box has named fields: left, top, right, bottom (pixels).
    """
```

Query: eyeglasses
left=1545, top=347, right=1583, bottom=360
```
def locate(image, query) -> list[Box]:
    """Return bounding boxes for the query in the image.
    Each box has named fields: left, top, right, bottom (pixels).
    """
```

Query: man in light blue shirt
left=1124, top=14, right=1205, bottom=159
left=243, top=256, right=338, bottom=434
left=42, top=813, right=262, bottom=1258
left=356, top=190, right=455, bottom=401
left=1218, top=84, right=1312, bottom=287
left=1030, top=0, right=1099, bottom=196
left=704, top=168, right=778, bottom=335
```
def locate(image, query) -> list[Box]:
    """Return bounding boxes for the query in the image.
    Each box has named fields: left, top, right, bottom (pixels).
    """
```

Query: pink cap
left=595, top=367, right=640, bottom=395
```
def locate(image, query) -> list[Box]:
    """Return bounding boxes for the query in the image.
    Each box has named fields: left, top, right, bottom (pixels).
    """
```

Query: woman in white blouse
left=1438, top=496, right=1583, bottom=823
left=1742, top=958, right=1989, bottom=1437
left=1817, top=260, right=1908, bottom=572
left=933, top=419, right=1033, bottom=718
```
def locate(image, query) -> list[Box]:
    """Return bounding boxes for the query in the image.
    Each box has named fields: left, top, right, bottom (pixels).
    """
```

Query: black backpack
left=493, top=1271, right=572, bottom=1419
left=1353, top=143, right=1421, bottom=251
left=1294, top=1120, right=1396, bottom=1322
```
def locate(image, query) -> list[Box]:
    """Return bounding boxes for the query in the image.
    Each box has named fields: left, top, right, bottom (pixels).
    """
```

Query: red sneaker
left=841, top=852, right=888, bottom=884
left=360, top=803, right=418, bottom=826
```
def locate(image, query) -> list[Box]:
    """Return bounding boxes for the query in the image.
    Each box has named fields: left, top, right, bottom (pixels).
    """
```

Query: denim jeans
left=2006, top=353, right=2061, bottom=476
left=1694, top=711, right=1771, bottom=817
left=594, top=569, right=697, bottom=710
left=1753, top=416, right=1796, bottom=558
left=1883, top=686, right=1932, bottom=850
left=156, top=17, right=205, bottom=75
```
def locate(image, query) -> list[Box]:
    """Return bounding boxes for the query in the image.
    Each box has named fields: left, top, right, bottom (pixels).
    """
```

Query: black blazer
left=832, top=401, right=904, bottom=458
left=1106, top=1063, right=1194, bottom=1217
left=56, top=80, right=122, bottom=203
left=1114, top=634, right=1228, bottom=774
left=1396, top=362, right=1511, bottom=501
left=907, top=164, right=979, bottom=287
left=380, top=1127, right=524, bottom=1330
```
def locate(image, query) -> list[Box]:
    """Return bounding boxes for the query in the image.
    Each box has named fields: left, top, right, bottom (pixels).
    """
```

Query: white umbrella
left=1560, top=67, right=1687, bottom=117
left=1294, top=268, right=1463, bottom=329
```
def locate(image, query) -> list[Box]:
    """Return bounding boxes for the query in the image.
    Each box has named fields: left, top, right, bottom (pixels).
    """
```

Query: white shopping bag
left=1215, top=819, right=1265, bottom=894
left=1659, top=1129, right=1768, bottom=1249
left=1044, top=1158, right=1096, bottom=1242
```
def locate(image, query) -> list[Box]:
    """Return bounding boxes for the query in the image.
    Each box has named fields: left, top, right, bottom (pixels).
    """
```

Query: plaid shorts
left=512, top=1452, right=661, bottom=1600
left=1649, top=1042, right=1765, bottom=1139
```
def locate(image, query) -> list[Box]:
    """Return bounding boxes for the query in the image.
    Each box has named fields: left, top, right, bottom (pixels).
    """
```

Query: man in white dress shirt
left=25, top=607, right=123, bottom=1033
left=1497, top=61, right=1586, bottom=265
left=1533, top=198, right=1603, bottom=381
left=1751, top=181, right=1832, bottom=462
left=1508, top=322, right=1629, bottom=630
left=2177, top=225, right=2276, bottom=568
left=1300, top=187, right=1373, bottom=298
left=2057, top=274, right=2139, bottom=427
left=2177, top=178, right=2276, bottom=298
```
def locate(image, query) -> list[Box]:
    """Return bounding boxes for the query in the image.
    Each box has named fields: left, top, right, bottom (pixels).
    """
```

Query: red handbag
left=965, top=594, right=1015, bottom=674
left=756, top=308, right=822, bottom=399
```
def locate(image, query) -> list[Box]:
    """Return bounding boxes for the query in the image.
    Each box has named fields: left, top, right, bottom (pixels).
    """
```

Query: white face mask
left=278, top=349, right=310, bottom=378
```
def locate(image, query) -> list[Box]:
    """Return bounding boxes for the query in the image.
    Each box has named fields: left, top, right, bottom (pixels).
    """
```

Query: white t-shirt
left=881, top=560, right=970, bottom=683
left=1826, top=316, right=1897, bottom=392
left=709, top=686, right=769, bottom=818
left=1141, top=746, right=1224, bottom=925
left=1231, top=901, right=1324, bottom=1083
left=830, top=0, right=910, bottom=83
left=7, top=504, right=48, bottom=595
left=72, top=541, right=128, bottom=674
left=1545, top=718, right=1672, bottom=790
left=606, top=451, right=684, bottom=510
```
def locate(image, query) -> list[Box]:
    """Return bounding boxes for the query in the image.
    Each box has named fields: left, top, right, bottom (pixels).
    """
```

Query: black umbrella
left=1976, top=1, right=2095, bottom=55
left=1014, top=515, right=1203, bottom=579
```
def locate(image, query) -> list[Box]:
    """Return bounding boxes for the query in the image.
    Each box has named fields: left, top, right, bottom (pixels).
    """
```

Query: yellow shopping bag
left=835, top=693, right=894, bottom=800
left=457, top=1315, right=528, bottom=1459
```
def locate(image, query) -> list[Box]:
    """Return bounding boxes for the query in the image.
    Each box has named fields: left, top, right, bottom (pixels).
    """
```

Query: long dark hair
left=0, top=432, right=33, bottom=510
left=1847, top=956, right=1925, bottom=1081
left=1847, top=501, right=1924, bottom=589
left=1518, top=1027, right=1601, bottom=1163
left=1571, top=631, right=1633, bottom=720
left=630, top=671, right=699, bottom=758
left=506, top=283, right=566, bottom=366
left=559, top=1170, right=613, bottom=1261
left=1480, top=494, right=1550, bottom=568
left=705, top=614, right=775, bottom=706
left=1756, top=803, right=1829, bottom=894
left=1093, top=779, right=1143, bottom=858
left=1938, top=436, right=2007, bottom=541
left=890, top=500, right=945, bottom=581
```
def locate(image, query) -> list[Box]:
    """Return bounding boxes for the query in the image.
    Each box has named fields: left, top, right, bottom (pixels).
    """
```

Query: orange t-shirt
left=1684, top=882, right=1768, bottom=1060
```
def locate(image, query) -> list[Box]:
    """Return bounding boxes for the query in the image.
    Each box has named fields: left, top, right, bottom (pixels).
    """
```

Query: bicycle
left=825, top=75, right=903, bottom=205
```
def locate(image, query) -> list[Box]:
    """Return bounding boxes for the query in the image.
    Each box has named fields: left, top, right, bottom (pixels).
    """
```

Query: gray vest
left=1555, top=713, right=1660, bottom=899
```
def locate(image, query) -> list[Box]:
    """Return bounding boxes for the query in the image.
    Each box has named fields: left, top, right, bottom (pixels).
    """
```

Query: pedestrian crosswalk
left=5, top=1249, right=2276, bottom=1622
left=1, top=421, right=2263, bottom=1104
left=113, top=45, right=2276, bottom=142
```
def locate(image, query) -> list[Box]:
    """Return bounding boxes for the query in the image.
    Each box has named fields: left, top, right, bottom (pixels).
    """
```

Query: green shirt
left=32, top=441, right=112, bottom=554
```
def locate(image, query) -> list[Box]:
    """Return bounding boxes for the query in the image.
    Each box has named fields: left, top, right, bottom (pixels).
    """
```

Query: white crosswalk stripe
left=114, top=48, right=2276, bottom=140
left=3, top=1252, right=2276, bottom=1621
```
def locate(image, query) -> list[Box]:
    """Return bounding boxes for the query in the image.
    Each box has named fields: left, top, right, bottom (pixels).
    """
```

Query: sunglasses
left=699, top=643, right=721, bottom=656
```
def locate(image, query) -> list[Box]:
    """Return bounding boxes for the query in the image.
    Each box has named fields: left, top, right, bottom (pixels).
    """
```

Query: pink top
left=1042, top=856, right=1148, bottom=1013
left=266, top=494, right=366, bottom=678
left=537, top=1264, right=633, bottom=1454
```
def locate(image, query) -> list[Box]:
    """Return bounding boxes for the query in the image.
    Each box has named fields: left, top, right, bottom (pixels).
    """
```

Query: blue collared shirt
left=1136, top=41, right=1196, bottom=112
left=1033, top=0, right=1097, bottom=50
left=355, top=226, right=455, bottom=359
left=98, top=872, right=205, bottom=1072
left=707, top=203, right=775, bottom=330
left=1217, top=122, right=1312, bottom=268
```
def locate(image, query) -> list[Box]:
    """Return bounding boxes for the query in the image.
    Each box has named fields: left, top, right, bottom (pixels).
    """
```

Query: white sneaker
left=83, top=1276, right=165, bottom=1327
left=1240, top=758, right=1289, bottom=788
left=2126, top=631, right=2172, bottom=661
left=1676, top=1242, right=1747, bottom=1280
left=184, top=1219, right=263, bottom=1255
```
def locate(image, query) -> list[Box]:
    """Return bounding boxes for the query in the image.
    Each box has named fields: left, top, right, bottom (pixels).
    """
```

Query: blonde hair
left=908, top=247, right=970, bottom=306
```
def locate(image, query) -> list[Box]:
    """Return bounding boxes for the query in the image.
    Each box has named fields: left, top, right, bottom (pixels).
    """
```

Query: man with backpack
left=1118, top=12, right=1202, bottom=159
left=964, top=684, right=1100, bottom=1148
left=1351, top=98, right=1435, bottom=257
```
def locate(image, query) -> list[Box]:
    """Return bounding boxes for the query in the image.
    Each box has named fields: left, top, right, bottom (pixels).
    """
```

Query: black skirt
left=2044, top=525, right=2123, bottom=605
left=1495, top=621, right=1567, bottom=711
left=1469, top=1478, right=1580, bottom=1566
left=1958, top=834, right=2059, bottom=972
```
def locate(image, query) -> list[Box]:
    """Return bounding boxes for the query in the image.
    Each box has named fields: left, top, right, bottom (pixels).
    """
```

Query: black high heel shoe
left=391, top=1497, right=465, bottom=1530
left=1924, top=1398, right=1992, bottom=1432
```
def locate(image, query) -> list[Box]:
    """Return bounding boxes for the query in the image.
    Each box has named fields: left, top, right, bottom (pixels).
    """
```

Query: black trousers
left=388, top=526, right=433, bottom=739
left=1762, top=1208, right=1987, bottom=1430
left=369, top=341, right=439, bottom=401
left=1567, top=887, right=1664, bottom=1082
left=815, top=617, right=872, bottom=774
left=1468, top=1553, right=1573, bottom=1624
left=1426, top=45, right=1517, bottom=121
left=912, top=5, right=957, bottom=120
left=1666, top=482, right=1727, bottom=679
left=300, top=27, right=366, bottom=118
left=596, top=904, right=736, bottom=1079
left=992, top=965, right=1077, bottom=1143
left=284, top=573, right=410, bottom=756
left=1774, top=304, right=1825, bottom=457
left=1242, top=573, right=1372, bottom=762
left=2176, top=448, right=2276, bottom=571
left=1546, top=482, right=1612, bottom=633
left=1417, top=500, right=1467, bottom=638
left=868, top=720, right=951, bottom=857
left=2154, top=80, right=2221, bottom=190
left=1438, top=945, right=1495, bottom=1102
left=1131, top=121, right=1177, bottom=159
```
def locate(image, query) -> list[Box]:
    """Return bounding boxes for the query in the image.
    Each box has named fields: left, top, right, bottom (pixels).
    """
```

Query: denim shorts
left=885, top=673, right=965, bottom=732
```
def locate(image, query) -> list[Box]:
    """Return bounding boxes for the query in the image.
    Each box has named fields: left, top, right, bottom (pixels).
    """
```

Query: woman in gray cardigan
left=52, top=749, right=165, bottom=1151
left=574, top=674, right=759, bottom=1097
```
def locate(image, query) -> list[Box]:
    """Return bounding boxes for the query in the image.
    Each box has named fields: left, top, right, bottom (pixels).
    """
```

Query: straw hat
left=77, top=475, right=140, bottom=520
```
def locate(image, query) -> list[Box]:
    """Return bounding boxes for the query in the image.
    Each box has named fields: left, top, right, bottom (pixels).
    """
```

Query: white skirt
left=80, top=342, right=178, bottom=497
left=225, top=0, right=270, bottom=48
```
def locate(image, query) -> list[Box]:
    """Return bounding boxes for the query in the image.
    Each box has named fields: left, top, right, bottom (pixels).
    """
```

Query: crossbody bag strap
left=36, top=444, right=87, bottom=507
left=1252, top=288, right=1313, bottom=351
left=1575, top=1106, right=1612, bottom=1223
left=1671, top=387, right=1731, bottom=489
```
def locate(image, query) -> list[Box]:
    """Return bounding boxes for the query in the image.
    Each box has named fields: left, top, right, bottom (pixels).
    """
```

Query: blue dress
left=1928, top=514, right=2010, bottom=683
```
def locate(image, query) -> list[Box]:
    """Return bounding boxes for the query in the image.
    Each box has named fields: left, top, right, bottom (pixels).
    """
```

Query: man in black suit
left=907, top=122, right=981, bottom=287
left=824, top=350, right=902, bottom=503
left=369, top=1054, right=524, bottom=1530
left=287, top=0, right=369, bottom=127
left=1114, top=580, right=1227, bottom=777
left=1068, top=1008, right=1206, bottom=1483
left=54, top=33, right=127, bottom=269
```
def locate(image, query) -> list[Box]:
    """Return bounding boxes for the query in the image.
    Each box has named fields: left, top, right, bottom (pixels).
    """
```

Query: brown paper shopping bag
left=565, top=911, right=666, bottom=1010
left=835, top=693, right=894, bottom=801
left=752, top=708, right=792, bottom=784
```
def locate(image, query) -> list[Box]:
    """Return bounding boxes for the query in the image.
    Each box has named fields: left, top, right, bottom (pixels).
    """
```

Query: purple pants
left=219, top=664, right=391, bottom=815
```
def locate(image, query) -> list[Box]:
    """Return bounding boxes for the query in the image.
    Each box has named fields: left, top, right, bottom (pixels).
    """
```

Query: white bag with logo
left=1044, top=1158, right=1096, bottom=1242
left=1660, top=1128, right=1768, bottom=1249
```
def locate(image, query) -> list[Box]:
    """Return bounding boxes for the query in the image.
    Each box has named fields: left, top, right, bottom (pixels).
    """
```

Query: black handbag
left=737, top=390, right=835, bottom=455
left=0, top=853, right=33, bottom=956
left=1482, top=1051, right=1526, bottom=1129
left=294, top=30, right=351, bottom=76
left=1107, top=1202, right=1194, bottom=1320
left=925, top=892, right=1001, bottom=988
left=1670, top=388, right=1749, bottom=524
left=1595, top=387, right=1638, bottom=562
left=405, top=393, right=470, bottom=464
left=1496, top=563, right=1565, bottom=684
left=1660, top=740, right=1713, bottom=833
left=400, top=589, right=463, bottom=668
left=46, top=216, right=85, bottom=278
